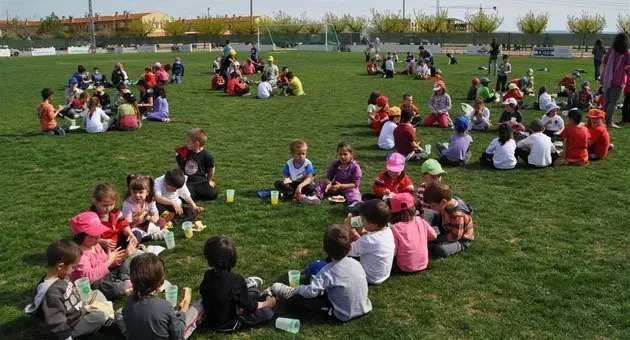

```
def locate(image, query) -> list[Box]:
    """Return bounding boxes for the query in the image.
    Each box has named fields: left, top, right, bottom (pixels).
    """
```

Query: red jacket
left=372, top=171, right=414, bottom=197
left=91, top=208, right=129, bottom=243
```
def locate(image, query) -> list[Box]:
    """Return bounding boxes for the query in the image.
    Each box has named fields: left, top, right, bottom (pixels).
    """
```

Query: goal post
left=256, top=23, right=339, bottom=52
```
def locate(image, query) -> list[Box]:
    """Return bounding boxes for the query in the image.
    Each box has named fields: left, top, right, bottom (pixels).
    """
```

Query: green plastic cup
left=165, top=284, right=178, bottom=307
left=75, top=277, right=91, bottom=303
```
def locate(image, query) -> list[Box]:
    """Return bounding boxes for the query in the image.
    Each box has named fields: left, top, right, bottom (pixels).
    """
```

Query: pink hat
left=385, top=153, right=405, bottom=172
left=390, top=192, right=415, bottom=213
left=503, top=97, right=518, bottom=106
left=70, top=211, right=109, bottom=236
left=154, top=62, right=163, bottom=69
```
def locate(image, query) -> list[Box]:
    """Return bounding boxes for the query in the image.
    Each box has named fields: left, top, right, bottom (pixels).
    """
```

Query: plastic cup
left=425, top=144, right=432, bottom=155
left=226, top=189, right=235, bottom=203
left=270, top=190, right=279, bottom=205
left=74, top=277, right=92, bottom=303
left=275, top=317, right=300, bottom=334
left=288, top=270, right=300, bottom=288
left=350, top=216, right=362, bottom=228
left=165, top=284, right=178, bottom=307
left=164, top=231, right=175, bottom=249
left=182, top=222, right=193, bottom=239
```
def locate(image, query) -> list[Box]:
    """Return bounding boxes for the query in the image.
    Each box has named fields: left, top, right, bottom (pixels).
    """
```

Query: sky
left=1, top=0, right=629, bottom=32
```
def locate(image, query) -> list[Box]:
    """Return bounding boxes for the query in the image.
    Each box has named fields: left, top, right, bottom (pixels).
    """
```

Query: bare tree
left=618, top=14, right=630, bottom=35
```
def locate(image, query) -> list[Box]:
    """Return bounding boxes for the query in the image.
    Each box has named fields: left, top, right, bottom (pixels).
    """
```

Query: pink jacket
left=69, top=244, right=110, bottom=283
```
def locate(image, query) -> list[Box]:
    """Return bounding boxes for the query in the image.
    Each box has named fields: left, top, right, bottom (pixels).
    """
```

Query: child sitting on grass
left=200, top=236, right=276, bottom=331
left=436, top=117, right=473, bottom=166
left=515, top=120, right=559, bottom=168
left=315, top=142, right=363, bottom=211
left=541, top=104, right=564, bottom=139
left=394, top=108, right=427, bottom=161
left=89, top=183, right=140, bottom=250
left=578, top=81, right=594, bottom=112
left=556, top=109, right=591, bottom=166
left=211, top=71, right=226, bottom=91
left=257, top=74, right=275, bottom=99
left=144, top=86, right=170, bottom=122
left=479, top=123, right=517, bottom=170
left=369, top=153, right=415, bottom=199
left=423, top=182, right=474, bottom=258
left=390, top=193, right=437, bottom=272
left=537, top=86, right=556, bottom=112
left=121, top=253, right=203, bottom=339
left=585, top=109, right=611, bottom=160
left=285, top=72, right=305, bottom=96
left=69, top=211, right=136, bottom=301
left=477, top=77, right=496, bottom=103
left=25, top=239, right=111, bottom=339
left=466, top=99, right=491, bottom=131
left=270, top=225, right=372, bottom=321
left=415, top=59, right=430, bottom=80
left=344, top=200, right=395, bottom=284
left=399, top=93, right=421, bottom=126
left=115, top=93, right=141, bottom=131
left=175, top=128, right=219, bottom=201
left=565, top=85, right=579, bottom=111
left=370, top=95, right=390, bottom=134
left=503, top=83, right=524, bottom=105
left=415, top=159, right=446, bottom=223
left=366, top=91, right=382, bottom=125
left=378, top=107, right=401, bottom=150
left=274, top=139, right=320, bottom=204
left=467, top=78, right=479, bottom=100
left=80, top=96, right=110, bottom=134
left=499, top=98, right=525, bottom=133
left=122, top=175, right=165, bottom=241
left=423, top=81, right=452, bottom=128
left=154, top=169, right=205, bottom=226
left=38, top=88, right=66, bottom=136
left=227, top=72, right=251, bottom=97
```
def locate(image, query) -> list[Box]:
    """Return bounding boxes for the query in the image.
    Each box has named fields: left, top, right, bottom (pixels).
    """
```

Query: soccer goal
left=256, top=24, right=340, bottom=52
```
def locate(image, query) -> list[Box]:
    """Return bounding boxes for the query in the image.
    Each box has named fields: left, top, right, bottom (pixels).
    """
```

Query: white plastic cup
left=270, top=190, right=279, bottom=205
left=164, top=231, right=175, bottom=249
left=288, top=270, right=300, bottom=288
left=226, top=189, right=235, bottom=203
left=182, top=222, right=193, bottom=239
left=165, top=284, right=178, bottom=307
left=275, top=317, right=300, bottom=334
left=425, top=144, right=431, bottom=155
left=350, top=216, right=362, bottom=228
left=74, top=277, right=92, bottom=303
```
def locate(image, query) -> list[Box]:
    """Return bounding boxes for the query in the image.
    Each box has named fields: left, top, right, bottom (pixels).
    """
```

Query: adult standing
left=222, top=39, right=233, bottom=57
left=419, top=46, right=433, bottom=64
left=263, top=56, right=279, bottom=86
left=488, top=37, right=501, bottom=75
left=601, top=33, right=630, bottom=129
left=374, top=36, right=380, bottom=54
left=592, top=39, right=606, bottom=81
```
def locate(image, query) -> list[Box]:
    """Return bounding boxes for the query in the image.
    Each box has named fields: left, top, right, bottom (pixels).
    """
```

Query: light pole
left=250, top=0, right=253, bottom=32
left=402, top=0, right=405, bottom=32
left=88, top=0, right=96, bottom=51
left=207, top=7, right=210, bottom=18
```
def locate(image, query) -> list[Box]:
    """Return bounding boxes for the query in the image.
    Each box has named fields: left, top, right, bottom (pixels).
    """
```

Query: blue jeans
left=605, top=87, right=623, bottom=125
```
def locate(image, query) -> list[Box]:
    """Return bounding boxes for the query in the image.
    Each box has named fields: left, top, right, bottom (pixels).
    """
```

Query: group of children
left=37, top=58, right=186, bottom=135
left=366, top=48, right=445, bottom=82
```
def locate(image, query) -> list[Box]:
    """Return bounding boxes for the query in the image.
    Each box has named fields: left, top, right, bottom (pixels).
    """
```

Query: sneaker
left=161, top=118, right=170, bottom=123
left=608, top=123, right=621, bottom=129
left=270, top=282, right=295, bottom=299
left=261, top=287, right=273, bottom=298
left=299, top=195, right=321, bottom=205
left=245, top=276, right=263, bottom=290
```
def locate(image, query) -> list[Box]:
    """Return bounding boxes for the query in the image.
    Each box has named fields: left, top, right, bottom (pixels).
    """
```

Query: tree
left=163, top=20, right=186, bottom=36
left=303, top=19, right=324, bottom=34
left=273, top=10, right=302, bottom=34
left=618, top=14, right=630, bottom=34
left=369, top=9, right=403, bottom=33
left=37, top=12, right=63, bottom=38
left=466, top=11, right=503, bottom=33
left=126, top=18, right=155, bottom=37
left=517, top=11, right=549, bottom=48
left=193, top=18, right=226, bottom=35
left=344, top=14, right=368, bottom=33
left=566, top=12, right=606, bottom=50
left=229, top=21, right=257, bottom=35
left=413, top=10, right=450, bottom=33
left=323, top=12, right=347, bottom=33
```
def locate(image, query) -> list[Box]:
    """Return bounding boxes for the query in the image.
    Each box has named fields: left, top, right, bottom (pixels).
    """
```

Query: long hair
left=498, top=123, right=513, bottom=145
left=612, top=33, right=629, bottom=54
left=368, top=91, right=381, bottom=105
left=126, top=175, right=155, bottom=203
left=87, top=96, right=100, bottom=119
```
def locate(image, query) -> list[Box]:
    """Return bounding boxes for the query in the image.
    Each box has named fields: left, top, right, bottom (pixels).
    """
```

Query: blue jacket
left=172, top=62, right=184, bottom=76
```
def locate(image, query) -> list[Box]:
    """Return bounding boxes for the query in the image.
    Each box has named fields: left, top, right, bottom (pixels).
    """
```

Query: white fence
left=67, top=46, right=91, bottom=55
left=0, top=48, right=10, bottom=57
left=31, top=47, right=56, bottom=56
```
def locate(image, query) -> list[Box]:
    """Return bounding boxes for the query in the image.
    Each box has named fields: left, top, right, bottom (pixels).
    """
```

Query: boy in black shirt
left=175, top=128, right=219, bottom=201
left=200, top=236, right=276, bottom=331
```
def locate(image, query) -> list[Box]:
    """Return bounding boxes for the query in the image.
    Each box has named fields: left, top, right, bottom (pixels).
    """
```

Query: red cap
left=70, top=211, right=109, bottom=236
left=587, top=109, right=605, bottom=119
left=390, top=192, right=415, bottom=213
left=376, top=95, right=388, bottom=108
left=472, top=77, right=479, bottom=86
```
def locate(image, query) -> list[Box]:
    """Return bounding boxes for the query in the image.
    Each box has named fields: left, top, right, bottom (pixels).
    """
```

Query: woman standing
left=488, top=38, right=501, bottom=75
left=602, top=33, right=630, bottom=128
left=592, top=39, right=606, bottom=81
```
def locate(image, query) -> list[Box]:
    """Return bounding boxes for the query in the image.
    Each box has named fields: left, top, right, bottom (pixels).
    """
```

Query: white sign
left=113, top=46, right=124, bottom=54
left=32, top=47, right=56, bottom=56
left=136, top=44, right=157, bottom=53
left=180, top=44, right=193, bottom=52
left=67, top=46, right=91, bottom=55
left=0, top=49, right=10, bottom=57
left=532, top=46, right=573, bottom=59
left=465, top=45, right=490, bottom=55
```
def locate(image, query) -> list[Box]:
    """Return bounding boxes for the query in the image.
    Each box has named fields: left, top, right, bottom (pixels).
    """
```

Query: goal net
left=256, top=24, right=340, bottom=52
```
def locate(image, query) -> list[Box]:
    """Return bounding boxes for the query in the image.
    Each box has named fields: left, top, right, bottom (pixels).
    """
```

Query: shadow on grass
left=0, top=132, right=44, bottom=138
left=22, top=252, right=46, bottom=266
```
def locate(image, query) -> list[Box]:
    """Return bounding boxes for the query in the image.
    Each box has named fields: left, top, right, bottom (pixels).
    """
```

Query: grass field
left=0, top=51, right=629, bottom=339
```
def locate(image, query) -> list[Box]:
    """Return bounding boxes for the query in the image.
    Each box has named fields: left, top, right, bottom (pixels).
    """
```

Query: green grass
left=1, top=51, right=629, bottom=339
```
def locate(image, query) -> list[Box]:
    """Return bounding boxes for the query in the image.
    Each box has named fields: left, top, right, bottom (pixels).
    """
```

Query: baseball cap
left=503, top=97, right=518, bottom=106
left=385, top=153, right=405, bottom=172
left=507, top=83, right=518, bottom=90
left=376, top=95, right=389, bottom=108
left=68, top=77, right=79, bottom=85
left=587, top=109, right=605, bottom=119
left=70, top=211, right=109, bottom=236
left=390, top=192, right=415, bottom=213
left=480, top=77, right=490, bottom=84
left=454, top=116, right=469, bottom=130
left=546, top=103, right=560, bottom=113
left=267, top=56, right=274, bottom=62
left=229, top=49, right=237, bottom=56
left=420, top=159, right=446, bottom=175
left=388, top=107, right=401, bottom=116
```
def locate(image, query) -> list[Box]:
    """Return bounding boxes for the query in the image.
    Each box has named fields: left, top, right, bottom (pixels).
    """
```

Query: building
left=59, top=11, right=172, bottom=37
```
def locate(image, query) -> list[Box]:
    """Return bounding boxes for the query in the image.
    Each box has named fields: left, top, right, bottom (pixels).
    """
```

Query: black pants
left=479, top=152, right=496, bottom=168
left=622, top=93, right=630, bottom=123
left=515, top=148, right=559, bottom=167
left=156, top=202, right=197, bottom=226
left=274, top=180, right=315, bottom=198
left=214, top=288, right=275, bottom=332
left=496, top=75, right=508, bottom=92
left=594, top=59, right=602, bottom=80
left=92, top=260, right=130, bottom=301
left=235, top=86, right=250, bottom=96
left=287, top=294, right=332, bottom=317
left=187, top=181, right=219, bottom=201
left=385, top=69, right=394, bottom=78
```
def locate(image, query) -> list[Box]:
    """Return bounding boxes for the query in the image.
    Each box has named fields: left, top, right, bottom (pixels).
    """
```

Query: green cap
left=420, top=159, right=446, bottom=175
